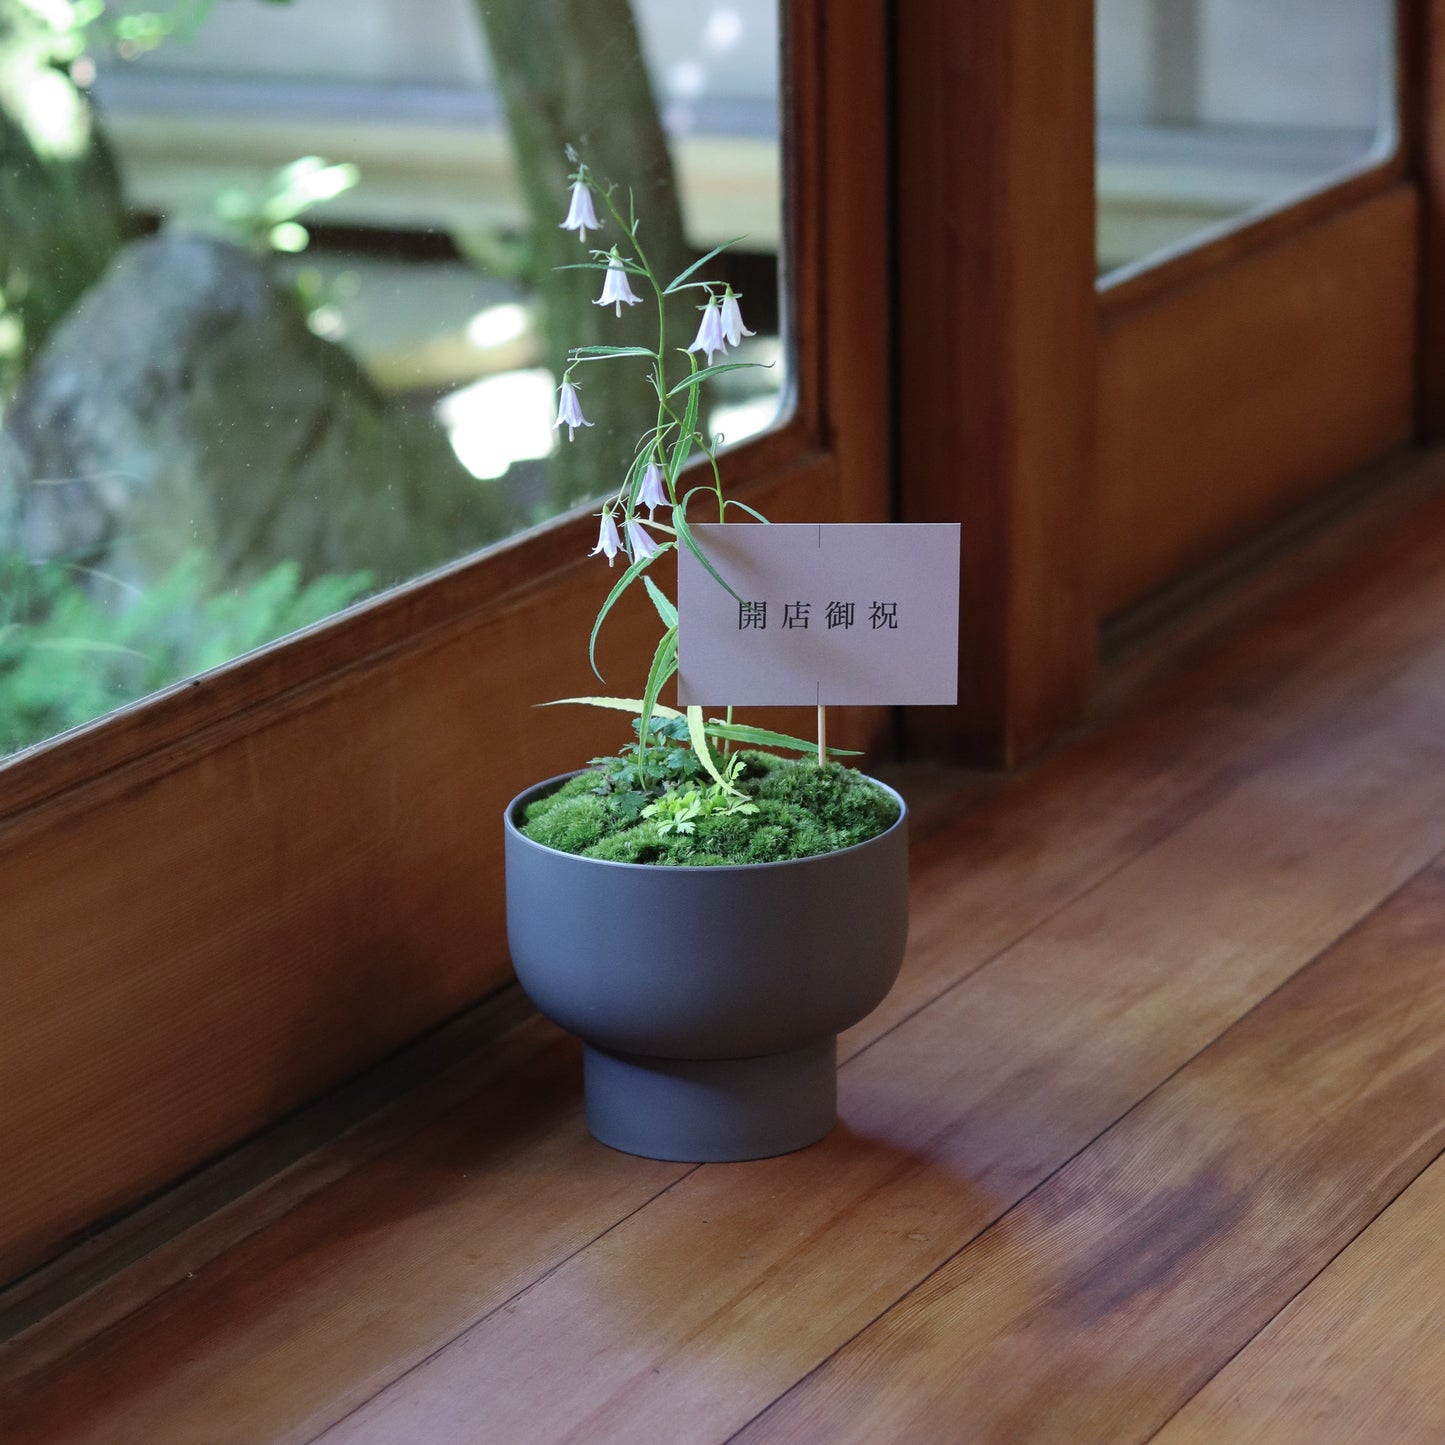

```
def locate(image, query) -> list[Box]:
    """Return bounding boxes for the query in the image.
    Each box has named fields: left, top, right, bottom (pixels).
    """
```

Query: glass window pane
left=0, top=0, right=784, bottom=758
left=1097, top=0, right=1396, bottom=279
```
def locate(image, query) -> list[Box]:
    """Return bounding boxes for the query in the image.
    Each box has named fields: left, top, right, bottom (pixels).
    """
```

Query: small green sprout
left=640, top=753, right=759, bottom=836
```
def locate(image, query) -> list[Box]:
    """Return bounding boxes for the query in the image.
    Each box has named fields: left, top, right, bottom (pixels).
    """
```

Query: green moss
left=744, top=821, right=791, bottom=863
left=691, top=809, right=757, bottom=854
left=518, top=753, right=900, bottom=866
left=521, top=791, right=612, bottom=854
left=521, top=770, right=599, bottom=822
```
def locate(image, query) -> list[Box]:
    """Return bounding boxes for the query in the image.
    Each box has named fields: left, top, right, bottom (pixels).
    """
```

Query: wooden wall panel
left=0, top=462, right=877, bottom=1287
left=0, top=0, right=891, bottom=1286
left=1098, top=186, right=1419, bottom=616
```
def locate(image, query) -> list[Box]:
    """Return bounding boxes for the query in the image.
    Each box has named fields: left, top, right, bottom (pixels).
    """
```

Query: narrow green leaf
left=668, top=431, right=694, bottom=484
left=703, top=720, right=861, bottom=756
left=665, top=360, right=773, bottom=396
left=666, top=362, right=702, bottom=483
left=687, top=705, right=736, bottom=793
left=552, top=262, right=612, bottom=272
left=539, top=696, right=683, bottom=718
left=569, top=345, right=657, bottom=359
left=683, top=365, right=702, bottom=437
left=642, top=575, right=678, bottom=628
left=673, top=494, right=739, bottom=602
left=622, top=447, right=653, bottom=511
left=663, top=236, right=748, bottom=293
left=587, top=541, right=675, bottom=681
left=724, top=499, right=771, bottom=523
left=638, top=626, right=678, bottom=750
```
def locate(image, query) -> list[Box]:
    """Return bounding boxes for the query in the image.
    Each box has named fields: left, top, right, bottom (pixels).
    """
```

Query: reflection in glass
left=0, top=0, right=783, bottom=757
left=1097, top=0, right=1396, bottom=278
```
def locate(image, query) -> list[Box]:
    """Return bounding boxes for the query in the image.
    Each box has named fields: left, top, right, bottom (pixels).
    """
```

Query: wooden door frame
left=0, top=0, right=892, bottom=1287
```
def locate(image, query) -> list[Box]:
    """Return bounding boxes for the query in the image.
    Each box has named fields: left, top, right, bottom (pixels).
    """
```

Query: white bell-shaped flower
left=595, top=250, right=643, bottom=316
left=637, top=461, right=669, bottom=514
left=625, top=517, right=660, bottom=561
left=553, top=378, right=592, bottom=441
left=687, top=295, right=727, bottom=366
left=590, top=508, right=622, bottom=566
left=719, top=286, right=755, bottom=347
left=559, top=180, right=601, bottom=243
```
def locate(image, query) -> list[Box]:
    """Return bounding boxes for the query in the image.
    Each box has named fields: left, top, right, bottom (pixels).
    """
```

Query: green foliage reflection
left=0, top=553, right=370, bottom=755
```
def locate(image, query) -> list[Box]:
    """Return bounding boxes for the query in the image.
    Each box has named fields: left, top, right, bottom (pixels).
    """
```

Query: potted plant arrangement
left=503, top=157, right=909, bottom=1163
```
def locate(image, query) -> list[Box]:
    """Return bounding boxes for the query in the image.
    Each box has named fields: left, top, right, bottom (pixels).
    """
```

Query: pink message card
left=676, top=522, right=960, bottom=707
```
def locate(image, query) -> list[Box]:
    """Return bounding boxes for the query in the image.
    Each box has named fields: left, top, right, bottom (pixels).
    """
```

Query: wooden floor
left=6, top=455, right=1445, bottom=1441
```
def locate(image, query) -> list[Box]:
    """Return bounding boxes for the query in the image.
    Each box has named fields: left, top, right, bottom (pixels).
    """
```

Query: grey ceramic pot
left=504, top=772, right=909, bottom=1162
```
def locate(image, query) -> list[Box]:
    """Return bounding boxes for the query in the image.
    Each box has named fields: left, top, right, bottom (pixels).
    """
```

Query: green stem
left=597, top=184, right=674, bottom=509
left=707, top=444, right=725, bottom=521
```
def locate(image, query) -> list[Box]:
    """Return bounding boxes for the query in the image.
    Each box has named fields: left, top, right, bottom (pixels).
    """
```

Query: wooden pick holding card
left=676, top=523, right=961, bottom=707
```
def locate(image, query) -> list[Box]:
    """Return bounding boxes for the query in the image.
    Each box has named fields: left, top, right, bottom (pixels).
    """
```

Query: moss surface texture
left=520, top=753, right=900, bottom=867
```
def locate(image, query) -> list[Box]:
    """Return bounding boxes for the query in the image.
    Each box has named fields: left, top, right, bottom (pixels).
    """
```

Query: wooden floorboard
left=1152, top=1152, right=1445, bottom=1443
left=734, top=861, right=1445, bottom=1444
left=314, top=592, right=1445, bottom=1445
left=852, top=459, right=1445, bottom=1056
left=3, top=457, right=1445, bottom=1442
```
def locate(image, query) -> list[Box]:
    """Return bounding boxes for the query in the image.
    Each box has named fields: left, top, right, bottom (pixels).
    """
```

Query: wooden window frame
left=1097, top=2, right=1419, bottom=617
left=0, top=0, right=891, bottom=1286
left=896, top=0, right=1424, bottom=766
left=1097, top=3, right=1409, bottom=314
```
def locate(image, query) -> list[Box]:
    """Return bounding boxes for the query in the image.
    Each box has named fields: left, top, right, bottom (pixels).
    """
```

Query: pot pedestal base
left=583, top=1037, right=837, bottom=1162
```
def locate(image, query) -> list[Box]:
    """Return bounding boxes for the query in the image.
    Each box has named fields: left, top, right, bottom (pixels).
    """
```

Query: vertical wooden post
left=894, top=0, right=1098, bottom=766
left=1412, top=0, right=1445, bottom=437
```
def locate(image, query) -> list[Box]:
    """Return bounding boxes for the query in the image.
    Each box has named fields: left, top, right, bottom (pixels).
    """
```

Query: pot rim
left=505, top=767, right=908, bottom=875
